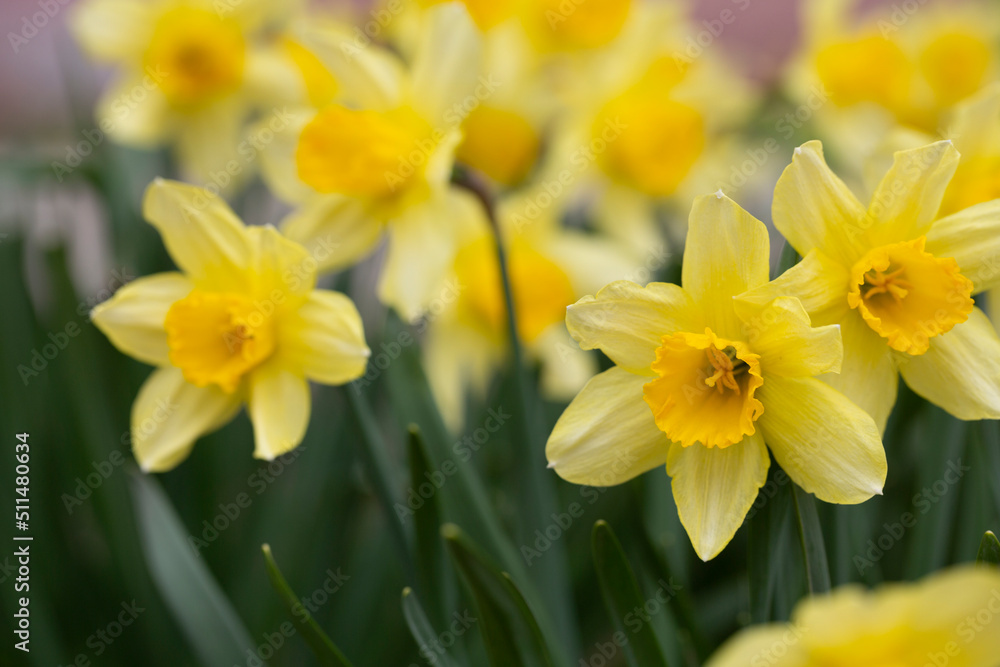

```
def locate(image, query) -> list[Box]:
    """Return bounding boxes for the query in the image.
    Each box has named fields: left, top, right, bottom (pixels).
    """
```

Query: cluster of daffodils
left=73, top=0, right=1000, bottom=660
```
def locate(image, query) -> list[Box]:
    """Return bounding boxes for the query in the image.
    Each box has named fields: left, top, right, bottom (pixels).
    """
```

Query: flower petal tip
left=714, top=189, right=725, bottom=199
left=546, top=460, right=557, bottom=469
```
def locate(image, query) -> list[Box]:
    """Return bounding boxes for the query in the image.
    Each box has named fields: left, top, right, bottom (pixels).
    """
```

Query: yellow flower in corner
left=707, top=566, right=1000, bottom=667
left=546, top=192, right=886, bottom=561
left=91, top=179, right=370, bottom=472
left=70, top=0, right=308, bottom=187
left=742, top=140, right=1000, bottom=431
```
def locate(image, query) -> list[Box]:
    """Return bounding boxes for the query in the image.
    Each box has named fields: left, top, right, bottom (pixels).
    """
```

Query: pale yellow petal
left=131, top=366, right=243, bottom=472
left=682, top=192, right=770, bottom=339
left=772, top=141, right=867, bottom=266
left=925, top=199, right=1000, bottom=294
left=295, top=19, right=403, bottom=110
left=897, top=307, right=1000, bottom=420
left=279, top=290, right=370, bottom=386
left=174, top=96, right=248, bottom=190
left=706, top=625, right=808, bottom=667
left=91, top=272, right=193, bottom=367
left=142, top=179, right=252, bottom=291
left=864, top=141, right=959, bottom=246
left=565, top=281, right=701, bottom=376
left=95, top=75, right=173, bottom=147
left=282, top=195, right=385, bottom=273
left=408, top=2, right=483, bottom=125
left=535, top=325, right=598, bottom=401
left=823, top=312, right=898, bottom=433
left=737, top=249, right=850, bottom=326
left=757, top=376, right=885, bottom=504
left=735, top=297, right=842, bottom=378
left=546, top=367, right=670, bottom=486
left=257, top=107, right=316, bottom=203
left=69, top=0, right=152, bottom=62
left=378, top=191, right=465, bottom=322
left=246, top=225, right=315, bottom=300
left=249, top=361, right=310, bottom=460
left=424, top=315, right=499, bottom=434
left=667, top=431, right=769, bottom=561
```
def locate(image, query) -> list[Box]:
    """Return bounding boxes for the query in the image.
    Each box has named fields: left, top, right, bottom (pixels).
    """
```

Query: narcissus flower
left=546, top=192, right=886, bottom=561
left=707, top=566, right=1000, bottom=667
left=742, top=140, right=1000, bottom=430
left=423, top=189, right=638, bottom=431
left=70, top=0, right=311, bottom=187
left=787, top=0, right=1000, bottom=161
left=259, top=3, right=487, bottom=321
left=91, top=180, right=369, bottom=472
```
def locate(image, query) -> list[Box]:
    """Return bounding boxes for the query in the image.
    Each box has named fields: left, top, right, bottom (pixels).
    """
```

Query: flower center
left=642, top=329, right=763, bottom=449
left=919, top=31, right=990, bottom=108
left=295, top=105, right=433, bottom=199
left=144, top=7, right=246, bottom=109
left=523, top=0, right=631, bottom=50
left=453, top=236, right=575, bottom=343
left=594, top=62, right=704, bottom=196
left=164, top=290, right=276, bottom=393
left=816, top=35, right=912, bottom=117
left=847, top=237, right=974, bottom=355
left=456, top=106, right=540, bottom=186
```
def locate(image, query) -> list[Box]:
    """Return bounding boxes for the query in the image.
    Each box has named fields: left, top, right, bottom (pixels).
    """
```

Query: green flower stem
left=791, top=483, right=831, bottom=595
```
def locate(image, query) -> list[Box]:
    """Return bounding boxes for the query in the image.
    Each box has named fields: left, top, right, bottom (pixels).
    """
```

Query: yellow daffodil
left=541, top=6, right=754, bottom=254
left=258, top=3, right=487, bottom=321
left=70, top=0, right=313, bottom=188
left=546, top=192, right=886, bottom=561
left=742, top=140, right=1000, bottom=431
left=788, top=0, right=1000, bottom=163
left=423, top=189, right=639, bottom=431
left=91, top=179, right=369, bottom=471
left=708, top=566, right=1000, bottom=667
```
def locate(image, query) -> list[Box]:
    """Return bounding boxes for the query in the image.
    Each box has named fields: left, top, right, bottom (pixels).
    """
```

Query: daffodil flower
left=707, top=566, right=1000, bottom=666
left=258, top=3, right=487, bottom=321
left=546, top=192, right=886, bottom=561
left=787, top=0, right=1000, bottom=162
left=423, top=189, right=639, bottom=431
left=742, top=140, right=1000, bottom=430
left=70, top=0, right=312, bottom=188
left=91, top=179, right=369, bottom=472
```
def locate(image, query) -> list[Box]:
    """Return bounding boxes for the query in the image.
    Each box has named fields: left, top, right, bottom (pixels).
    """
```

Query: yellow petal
left=174, top=97, right=247, bottom=190
left=897, top=307, right=1000, bottom=420
left=249, top=361, right=310, bottom=460
left=69, top=0, right=151, bottom=62
left=409, top=2, right=483, bottom=124
left=95, top=75, right=172, bottom=147
left=142, top=179, right=252, bottom=292
left=282, top=196, right=385, bottom=273
left=378, top=190, right=470, bottom=322
left=295, top=19, right=404, bottom=110
left=757, top=376, right=885, bottom=504
left=279, top=290, right=370, bottom=386
left=667, top=431, right=769, bottom=561
left=424, top=317, right=498, bottom=434
left=864, top=141, right=959, bottom=246
left=772, top=141, right=867, bottom=266
left=91, top=272, right=193, bottom=366
left=705, top=625, right=808, bottom=667
left=926, top=199, right=1000, bottom=294
left=246, top=225, right=315, bottom=300
left=131, top=366, right=242, bottom=472
left=566, top=280, right=701, bottom=376
left=682, top=193, right=769, bottom=339
left=735, top=297, right=842, bottom=378
left=257, top=108, right=317, bottom=204
left=736, top=249, right=851, bottom=325
left=823, top=313, right=898, bottom=433
left=535, top=326, right=598, bottom=401
left=546, top=368, right=669, bottom=486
